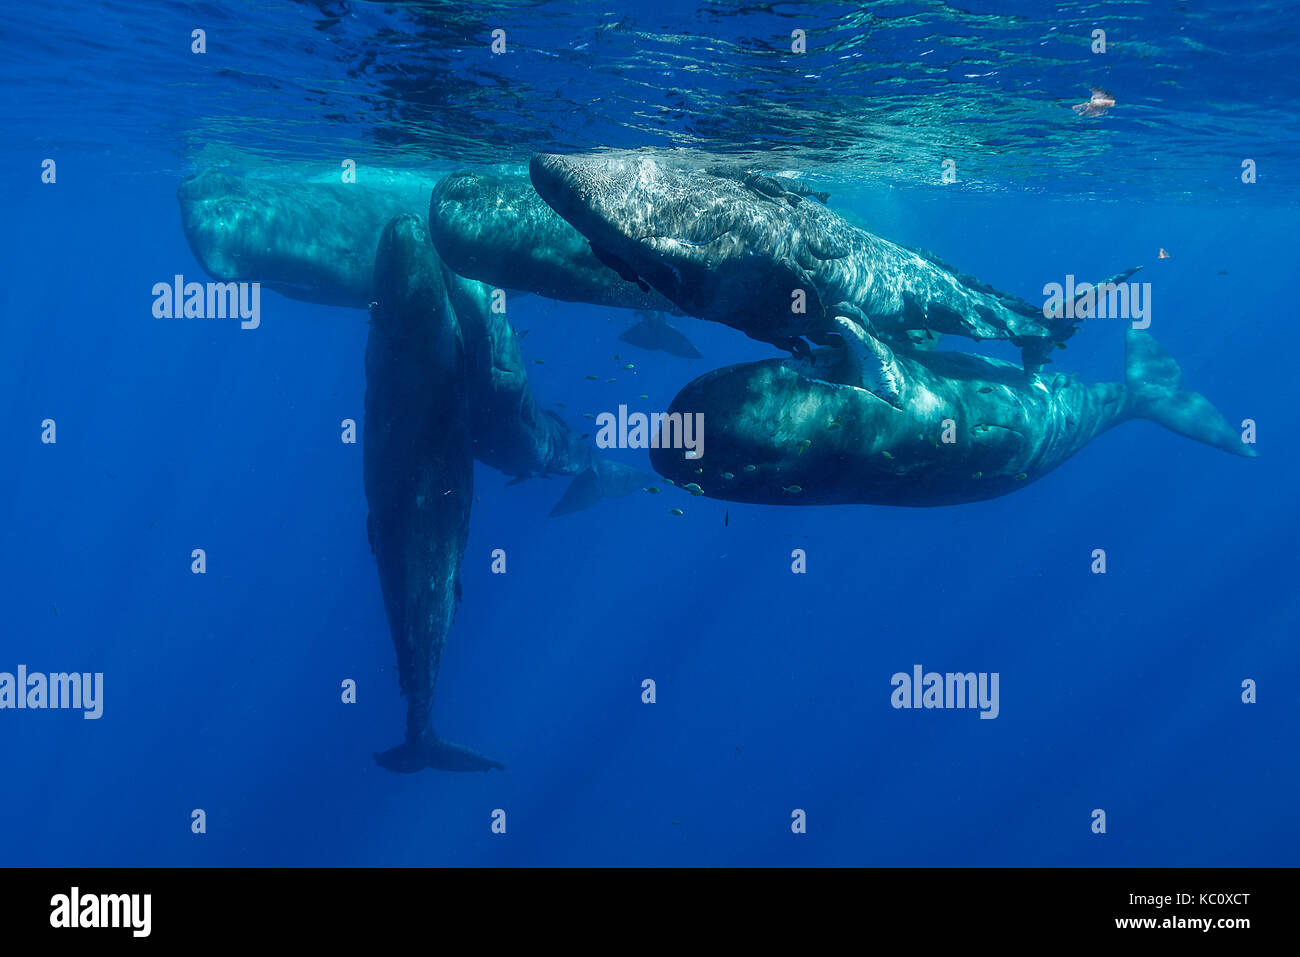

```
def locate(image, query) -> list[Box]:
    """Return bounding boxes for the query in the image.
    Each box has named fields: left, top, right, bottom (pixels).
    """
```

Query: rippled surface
left=6, top=0, right=1299, bottom=200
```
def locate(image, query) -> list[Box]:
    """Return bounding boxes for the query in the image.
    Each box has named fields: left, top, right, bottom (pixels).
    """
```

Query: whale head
left=530, top=152, right=824, bottom=349
left=529, top=152, right=710, bottom=296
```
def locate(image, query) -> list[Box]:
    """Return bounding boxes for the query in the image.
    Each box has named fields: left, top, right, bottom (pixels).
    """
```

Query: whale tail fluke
left=549, top=459, right=657, bottom=516
left=375, top=733, right=504, bottom=773
left=1125, top=328, right=1256, bottom=458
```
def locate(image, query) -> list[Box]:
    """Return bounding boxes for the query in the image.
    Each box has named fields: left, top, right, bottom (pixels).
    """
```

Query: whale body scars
left=429, top=169, right=680, bottom=313
left=364, top=214, right=501, bottom=772
left=652, top=327, right=1254, bottom=507
left=528, top=152, right=1068, bottom=367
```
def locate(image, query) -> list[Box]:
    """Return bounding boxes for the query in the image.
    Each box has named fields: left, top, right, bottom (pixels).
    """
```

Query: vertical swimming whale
left=365, top=213, right=502, bottom=772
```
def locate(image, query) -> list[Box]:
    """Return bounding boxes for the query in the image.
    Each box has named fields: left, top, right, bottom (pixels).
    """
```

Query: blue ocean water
left=0, top=0, right=1296, bottom=866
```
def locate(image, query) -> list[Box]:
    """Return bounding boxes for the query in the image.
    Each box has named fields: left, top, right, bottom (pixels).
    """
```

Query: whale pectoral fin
left=375, top=734, right=504, bottom=773
left=923, top=301, right=968, bottom=336
left=773, top=336, right=813, bottom=359
left=832, top=316, right=905, bottom=410
left=589, top=241, right=650, bottom=292
left=620, top=313, right=703, bottom=358
left=905, top=328, right=942, bottom=352
left=1020, top=341, right=1052, bottom=376
left=826, top=299, right=871, bottom=327
left=1072, top=265, right=1144, bottom=319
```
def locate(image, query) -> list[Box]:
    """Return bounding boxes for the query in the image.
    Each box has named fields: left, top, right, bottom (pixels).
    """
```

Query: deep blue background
left=0, top=0, right=1296, bottom=866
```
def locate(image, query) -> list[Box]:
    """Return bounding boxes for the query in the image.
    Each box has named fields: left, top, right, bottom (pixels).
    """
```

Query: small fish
left=683, top=483, right=703, bottom=495
left=783, top=485, right=802, bottom=494
left=664, top=478, right=675, bottom=486
left=612, top=354, right=620, bottom=360
left=534, top=359, right=545, bottom=364
left=554, top=401, right=566, bottom=408
left=585, top=374, right=599, bottom=380
left=579, top=433, right=590, bottom=441
left=978, top=386, right=994, bottom=394
left=515, top=328, right=530, bottom=339
left=827, top=422, right=841, bottom=431
left=744, top=464, right=757, bottom=472
left=52, top=603, right=59, bottom=616
left=1055, top=342, right=1067, bottom=350
left=606, top=378, right=617, bottom=383
left=1216, top=269, right=1229, bottom=276
left=638, top=394, right=649, bottom=399
left=724, top=508, right=729, bottom=527
left=624, top=363, right=635, bottom=370
left=1015, top=472, right=1028, bottom=480
left=669, top=508, right=684, bottom=516
left=645, top=486, right=660, bottom=494
left=881, top=450, right=894, bottom=459
left=582, top=413, right=595, bottom=419
left=796, top=439, right=812, bottom=454
left=971, top=471, right=982, bottom=478
left=694, top=467, right=703, bottom=474
left=721, top=471, right=734, bottom=480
